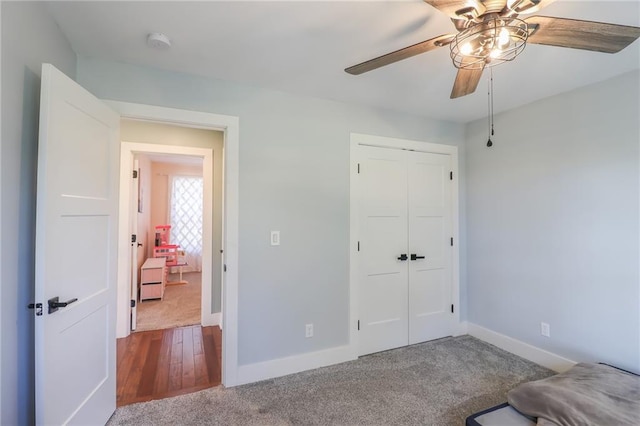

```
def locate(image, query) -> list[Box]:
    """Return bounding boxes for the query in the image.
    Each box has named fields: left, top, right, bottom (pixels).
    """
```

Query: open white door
left=34, top=63, right=119, bottom=425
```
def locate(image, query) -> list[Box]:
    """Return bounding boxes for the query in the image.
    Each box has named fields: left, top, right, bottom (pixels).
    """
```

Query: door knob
left=410, top=254, right=425, bottom=261
left=48, top=296, right=78, bottom=314
left=397, top=254, right=408, bottom=261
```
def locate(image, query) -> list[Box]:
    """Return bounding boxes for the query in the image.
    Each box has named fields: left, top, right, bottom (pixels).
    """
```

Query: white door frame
left=349, top=133, right=461, bottom=358
left=119, top=143, right=214, bottom=331
left=130, top=158, right=140, bottom=331
left=107, top=101, right=240, bottom=387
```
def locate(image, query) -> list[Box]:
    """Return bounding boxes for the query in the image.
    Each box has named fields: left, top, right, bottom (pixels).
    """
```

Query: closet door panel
left=410, top=156, right=446, bottom=216
left=408, top=152, right=454, bottom=345
left=364, top=217, right=405, bottom=276
left=358, top=146, right=409, bottom=356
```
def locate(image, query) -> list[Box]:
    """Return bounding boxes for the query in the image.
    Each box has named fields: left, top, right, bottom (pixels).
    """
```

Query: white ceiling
left=47, top=1, right=640, bottom=123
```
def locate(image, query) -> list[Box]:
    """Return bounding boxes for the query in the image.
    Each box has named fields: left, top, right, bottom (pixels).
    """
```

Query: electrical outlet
left=305, top=323, right=314, bottom=338
left=271, top=231, right=280, bottom=246
left=541, top=322, right=550, bottom=337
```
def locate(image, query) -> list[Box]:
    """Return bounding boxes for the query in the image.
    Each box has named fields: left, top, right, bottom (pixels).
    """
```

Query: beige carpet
left=135, top=272, right=201, bottom=332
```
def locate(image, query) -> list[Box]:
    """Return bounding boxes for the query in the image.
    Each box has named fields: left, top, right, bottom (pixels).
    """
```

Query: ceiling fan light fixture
left=498, top=27, right=511, bottom=46
left=490, top=48, right=502, bottom=59
left=507, top=0, right=545, bottom=15
left=346, top=2, right=640, bottom=99
left=450, top=16, right=528, bottom=70
left=460, top=42, right=473, bottom=56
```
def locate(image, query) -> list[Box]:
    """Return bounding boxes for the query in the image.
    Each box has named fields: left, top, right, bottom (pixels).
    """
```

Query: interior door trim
left=107, top=101, right=240, bottom=387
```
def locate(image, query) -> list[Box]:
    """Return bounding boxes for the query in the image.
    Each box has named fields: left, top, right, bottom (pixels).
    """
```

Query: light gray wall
left=1, top=1, right=77, bottom=424
left=465, top=70, right=640, bottom=372
left=77, top=57, right=466, bottom=365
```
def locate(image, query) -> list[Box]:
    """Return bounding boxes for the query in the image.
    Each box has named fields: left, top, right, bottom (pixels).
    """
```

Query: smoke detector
left=147, top=33, right=171, bottom=50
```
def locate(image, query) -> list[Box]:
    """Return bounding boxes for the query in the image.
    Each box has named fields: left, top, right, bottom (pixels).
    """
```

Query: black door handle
left=397, top=254, right=408, bottom=261
left=137, top=242, right=143, bottom=247
left=48, top=296, right=78, bottom=314
left=410, top=254, right=425, bottom=261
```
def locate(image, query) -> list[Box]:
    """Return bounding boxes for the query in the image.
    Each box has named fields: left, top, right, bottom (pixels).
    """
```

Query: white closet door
left=357, top=144, right=455, bottom=357
left=408, top=152, right=454, bottom=344
left=358, top=146, right=409, bottom=356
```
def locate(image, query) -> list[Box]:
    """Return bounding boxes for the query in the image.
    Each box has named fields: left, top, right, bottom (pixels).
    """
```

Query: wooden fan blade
left=423, top=0, right=485, bottom=20
left=450, top=66, right=484, bottom=99
left=507, top=0, right=557, bottom=15
left=526, top=16, right=640, bottom=53
left=345, top=34, right=455, bottom=75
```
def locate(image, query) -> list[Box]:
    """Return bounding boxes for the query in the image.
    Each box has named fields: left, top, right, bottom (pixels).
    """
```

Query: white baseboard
left=454, top=321, right=469, bottom=336
left=235, top=345, right=355, bottom=386
left=229, top=321, right=573, bottom=388
left=468, top=323, right=576, bottom=373
left=202, top=312, right=221, bottom=327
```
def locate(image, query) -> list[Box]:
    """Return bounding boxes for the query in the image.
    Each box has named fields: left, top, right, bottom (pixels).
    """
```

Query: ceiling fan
left=345, top=0, right=640, bottom=99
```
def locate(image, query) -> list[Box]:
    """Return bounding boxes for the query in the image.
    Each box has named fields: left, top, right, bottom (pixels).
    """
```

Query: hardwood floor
left=117, top=325, right=221, bottom=407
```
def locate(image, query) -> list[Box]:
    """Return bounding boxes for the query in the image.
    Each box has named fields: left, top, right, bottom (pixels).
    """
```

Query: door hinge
left=357, top=320, right=360, bottom=331
left=450, top=171, right=453, bottom=180
left=357, top=241, right=360, bottom=252
left=131, top=234, right=137, bottom=243
left=28, top=303, right=43, bottom=316
left=357, top=163, right=360, bottom=174
left=451, top=237, right=453, bottom=247
left=224, top=264, right=227, bottom=272
left=132, top=169, right=138, bottom=179
left=131, top=299, right=136, bottom=308
left=451, top=304, right=454, bottom=314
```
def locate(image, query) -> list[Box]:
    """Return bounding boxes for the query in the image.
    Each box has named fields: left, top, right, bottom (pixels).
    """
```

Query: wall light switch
left=271, top=231, right=280, bottom=246
left=541, top=322, right=550, bottom=338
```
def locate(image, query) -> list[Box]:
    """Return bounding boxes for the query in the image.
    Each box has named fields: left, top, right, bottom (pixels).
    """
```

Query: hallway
left=117, top=325, right=222, bottom=406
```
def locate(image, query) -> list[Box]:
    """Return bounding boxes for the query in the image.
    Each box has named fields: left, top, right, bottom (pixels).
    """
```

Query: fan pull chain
left=487, top=68, right=494, bottom=147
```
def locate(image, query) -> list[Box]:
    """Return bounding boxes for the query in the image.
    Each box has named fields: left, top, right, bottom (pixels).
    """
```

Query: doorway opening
left=116, top=119, right=224, bottom=405
left=109, top=100, right=240, bottom=391
left=134, top=153, right=205, bottom=332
